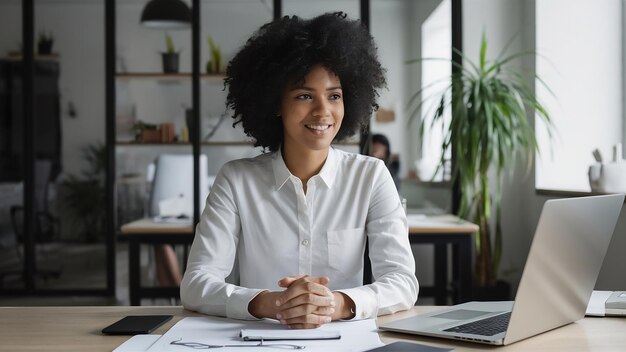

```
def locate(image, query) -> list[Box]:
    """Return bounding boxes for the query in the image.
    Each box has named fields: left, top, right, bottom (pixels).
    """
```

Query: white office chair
left=148, top=154, right=209, bottom=219
left=146, top=154, right=209, bottom=296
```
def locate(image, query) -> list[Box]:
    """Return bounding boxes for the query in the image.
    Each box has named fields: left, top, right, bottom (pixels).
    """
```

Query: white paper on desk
left=145, top=316, right=383, bottom=352
left=586, top=290, right=613, bottom=316
left=113, top=334, right=162, bottom=352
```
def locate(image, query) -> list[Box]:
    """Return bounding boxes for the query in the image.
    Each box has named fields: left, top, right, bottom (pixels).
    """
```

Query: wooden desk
left=408, top=214, right=478, bottom=305
left=1, top=306, right=624, bottom=351
left=119, top=219, right=194, bottom=305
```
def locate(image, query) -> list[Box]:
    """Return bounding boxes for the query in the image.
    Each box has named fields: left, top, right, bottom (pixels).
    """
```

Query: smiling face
left=279, top=65, right=344, bottom=156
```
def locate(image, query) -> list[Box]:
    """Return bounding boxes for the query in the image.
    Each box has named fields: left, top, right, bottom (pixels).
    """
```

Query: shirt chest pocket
left=326, top=227, right=366, bottom=277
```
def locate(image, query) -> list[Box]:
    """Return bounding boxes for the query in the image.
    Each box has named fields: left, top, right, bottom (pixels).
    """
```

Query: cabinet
left=0, top=58, right=61, bottom=182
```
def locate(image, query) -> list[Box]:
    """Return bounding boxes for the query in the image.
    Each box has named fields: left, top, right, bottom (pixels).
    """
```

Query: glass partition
left=31, top=0, right=108, bottom=291
left=0, top=0, right=112, bottom=294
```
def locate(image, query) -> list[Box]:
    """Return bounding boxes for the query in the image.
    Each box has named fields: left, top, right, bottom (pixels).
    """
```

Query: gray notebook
left=365, top=341, right=453, bottom=351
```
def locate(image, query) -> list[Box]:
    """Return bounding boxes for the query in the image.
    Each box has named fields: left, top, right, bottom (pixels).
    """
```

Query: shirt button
left=301, top=239, right=309, bottom=246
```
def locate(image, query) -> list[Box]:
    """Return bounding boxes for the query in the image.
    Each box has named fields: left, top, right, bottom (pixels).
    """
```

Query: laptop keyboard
left=443, top=312, right=511, bottom=336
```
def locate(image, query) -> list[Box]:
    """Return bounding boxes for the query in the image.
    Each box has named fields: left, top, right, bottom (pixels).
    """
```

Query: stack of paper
left=585, top=290, right=626, bottom=316
left=128, top=316, right=384, bottom=351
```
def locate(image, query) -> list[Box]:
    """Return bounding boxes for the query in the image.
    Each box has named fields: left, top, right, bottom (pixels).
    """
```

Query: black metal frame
left=105, top=0, right=117, bottom=297
left=273, top=0, right=281, bottom=19
left=192, top=0, right=201, bottom=225
left=358, top=0, right=370, bottom=156
left=451, top=0, right=463, bottom=214
left=23, top=0, right=35, bottom=294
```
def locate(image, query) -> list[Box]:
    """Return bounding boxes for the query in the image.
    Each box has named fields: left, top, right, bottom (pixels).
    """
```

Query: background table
left=1, top=306, right=625, bottom=351
left=122, top=214, right=478, bottom=306
left=363, top=214, right=478, bottom=305
left=408, top=214, right=478, bottom=305
left=119, top=218, right=194, bottom=305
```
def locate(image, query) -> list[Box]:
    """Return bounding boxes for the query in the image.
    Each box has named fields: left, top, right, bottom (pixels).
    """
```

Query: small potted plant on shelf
left=205, top=36, right=223, bottom=74
left=37, top=30, right=54, bottom=55
left=131, top=120, right=160, bottom=143
left=162, top=32, right=179, bottom=73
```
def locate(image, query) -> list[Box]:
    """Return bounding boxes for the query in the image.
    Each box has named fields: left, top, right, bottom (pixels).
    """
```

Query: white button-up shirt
left=180, top=147, right=418, bottom=320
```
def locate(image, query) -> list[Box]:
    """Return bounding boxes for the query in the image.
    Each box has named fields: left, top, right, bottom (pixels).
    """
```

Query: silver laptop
left=380, top=194, right=624, bottom=345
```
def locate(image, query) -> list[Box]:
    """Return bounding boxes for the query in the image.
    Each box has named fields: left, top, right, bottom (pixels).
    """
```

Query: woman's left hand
left=276, top=275, right=356, bottom=328
left=275, top=275, right=336, bottom=329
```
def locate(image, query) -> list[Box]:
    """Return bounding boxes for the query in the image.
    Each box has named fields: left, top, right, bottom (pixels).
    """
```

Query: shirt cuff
left=226, top=288, right=268, bottom=320
left=335, top=286, right=378, bottom=320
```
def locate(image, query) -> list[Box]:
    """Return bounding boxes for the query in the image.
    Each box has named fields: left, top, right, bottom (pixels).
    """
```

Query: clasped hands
left=248, top=275, right=355, bottom=329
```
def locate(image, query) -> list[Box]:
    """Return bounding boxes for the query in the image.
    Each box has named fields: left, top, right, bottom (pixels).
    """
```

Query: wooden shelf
left=115, top=72, right=225, bottom=81
left=5, top=53, right=59, bottom=61
left=116, top=141, right=254, bottom=146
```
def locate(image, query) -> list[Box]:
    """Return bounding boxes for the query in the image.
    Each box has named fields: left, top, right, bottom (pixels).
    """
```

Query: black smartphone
left=101, top=315, right=173, bottom=335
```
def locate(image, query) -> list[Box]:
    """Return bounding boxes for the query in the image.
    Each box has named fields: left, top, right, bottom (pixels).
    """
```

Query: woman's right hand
left=248, top=275, right=336, bottom=328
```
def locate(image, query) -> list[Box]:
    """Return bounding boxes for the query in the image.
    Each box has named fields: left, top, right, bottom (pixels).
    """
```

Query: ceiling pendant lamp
left=140, top=0, right=192, bottom=29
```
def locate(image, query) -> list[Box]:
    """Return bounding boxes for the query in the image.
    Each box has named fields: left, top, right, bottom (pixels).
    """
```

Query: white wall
left=464, top=0, right=626, bottom=293
left=0, top=2, right=20, bottom=53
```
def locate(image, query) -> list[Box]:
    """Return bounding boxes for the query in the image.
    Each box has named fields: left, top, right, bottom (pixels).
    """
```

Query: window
left=535, top=0, right=623, bottom=192
left=416, top=0, right=451, bottom=182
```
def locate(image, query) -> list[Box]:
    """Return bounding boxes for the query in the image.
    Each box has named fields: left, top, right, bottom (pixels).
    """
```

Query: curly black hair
left=225, top=12, right=386, bottom=152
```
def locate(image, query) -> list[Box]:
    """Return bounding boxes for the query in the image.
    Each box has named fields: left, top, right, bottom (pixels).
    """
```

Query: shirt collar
left=272, top=148, right=292, bottom=190
left=271, top=146, right=338, bottom=190
left=317, top=146, right=337, bottom=189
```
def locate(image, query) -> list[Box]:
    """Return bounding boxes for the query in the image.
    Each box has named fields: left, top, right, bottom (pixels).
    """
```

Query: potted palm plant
left=162, top=32, right=179, bottom=73
left=411, top=34, right=553, bottom=293
left=60, top=143, right=106, bottom=242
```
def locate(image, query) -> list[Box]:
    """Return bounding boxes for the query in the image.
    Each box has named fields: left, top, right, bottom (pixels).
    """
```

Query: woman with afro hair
left=181, top=12, right=418, bottom=329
